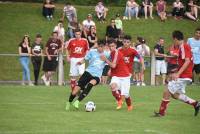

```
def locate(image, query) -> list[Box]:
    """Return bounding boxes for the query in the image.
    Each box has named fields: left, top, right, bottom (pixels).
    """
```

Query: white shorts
left=110, top=76, right=131, bottom=97
left=155, top=60, right=167, bottom=75
left=168, top=78, right=192, bottom=94
left=69, top=58, right=85, bottom=76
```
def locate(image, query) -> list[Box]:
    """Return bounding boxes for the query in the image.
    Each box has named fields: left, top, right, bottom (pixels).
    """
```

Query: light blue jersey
left=187, top=37, right=200, bottom=64
left=85, top=49, right=110, bottom=78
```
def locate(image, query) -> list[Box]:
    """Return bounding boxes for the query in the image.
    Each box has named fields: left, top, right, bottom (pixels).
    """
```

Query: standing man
left=154, top=37, right=167, bottom=85
left=187, top=28, right=200, bottom=83
left=104, top=39, right=133, bottom=111
left=62, top=2, right=77, bottom=23
left=154, top=30, right=200, bottom=117
left=66, top=29, right=89, bottom=91
left=65, top=40, right=110, bottom=110
left=42, top=32, right=62, bottom=86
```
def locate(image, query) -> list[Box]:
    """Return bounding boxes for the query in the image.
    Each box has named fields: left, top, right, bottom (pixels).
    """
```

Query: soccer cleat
left=65, top=102, right=71, bottom=111
left=116, top=99, right=123, bottom=110
left=127, top=105, right=133, bottom=111
left=194, top=101, right=200, bottom=116
left=73, top=100, right=80, bottom=109
left=153, top=111, right=164, bottom=117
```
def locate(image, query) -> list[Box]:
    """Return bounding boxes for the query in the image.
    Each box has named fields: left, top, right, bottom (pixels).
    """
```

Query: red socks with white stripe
left=159, top=99, right=170, bottom=116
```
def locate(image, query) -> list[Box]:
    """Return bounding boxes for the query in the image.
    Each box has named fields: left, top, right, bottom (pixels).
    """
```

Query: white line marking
left=144, top=129, right=169, bottom=134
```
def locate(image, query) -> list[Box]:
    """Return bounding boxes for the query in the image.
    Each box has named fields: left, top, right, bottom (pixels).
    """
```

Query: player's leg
left=161, top=60, right=167, bottom=85
left=69, top=58, right=80, bottom=91
left=155, top=60, right=161, bottom=85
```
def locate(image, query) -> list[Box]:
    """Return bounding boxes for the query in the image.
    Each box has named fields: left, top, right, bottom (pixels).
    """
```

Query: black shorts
left=193, top=64, right=200, bottom=74
left=102, top=65, right=110, bottom=76
left=43, top=56, right=58, bottom=72
left=78, top=71, right=100, bottom=89
left=167, top=63, right=178, bottom=74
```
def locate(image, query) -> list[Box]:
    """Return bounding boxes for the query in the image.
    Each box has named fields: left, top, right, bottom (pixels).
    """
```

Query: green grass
left=0, top=2, right=199, bottom=81
left=0, top=85, right=199, bottom=134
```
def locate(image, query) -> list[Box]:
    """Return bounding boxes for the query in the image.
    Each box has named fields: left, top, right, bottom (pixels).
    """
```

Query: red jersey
left=168, top=45, right=179, bottom=65
left=118, top=47, right=139, bottom=73
left=110, top=50, right=130, bottom=77
left=66, top=38, right=89, bottom=58
left=178, top=43, right=193, bottom=78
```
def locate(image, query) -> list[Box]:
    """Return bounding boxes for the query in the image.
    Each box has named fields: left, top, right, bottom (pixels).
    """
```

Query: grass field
left=0, top=85, right=199, bottom=134
left=0, top=2, right=200, bottom=81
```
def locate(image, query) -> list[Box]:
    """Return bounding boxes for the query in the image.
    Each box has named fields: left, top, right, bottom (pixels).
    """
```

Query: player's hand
left=171, top=73, right=179, bottom=81
left=100, top=55, right=107, bottom=61
left=47, top=55, right=52, bottom=61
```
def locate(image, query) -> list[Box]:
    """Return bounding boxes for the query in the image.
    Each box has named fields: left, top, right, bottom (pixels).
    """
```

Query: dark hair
left=172, top=30, right=184, bottom=40
left=195, top=28, right=200, bottom=32
left=74, top=29, right=81, bottom=33
left=65, top=2, right=71, bottom=5
left=98, top=39, right=106, bottom=46
left=36, top=33, right=42, bottom=38
left=107, top=38, right=117, bottom=45
left=123, top=35, right=132, bottom=40
left=19, top=35, right=30, bottom=46
left=52, top=31, right=58, bottom=35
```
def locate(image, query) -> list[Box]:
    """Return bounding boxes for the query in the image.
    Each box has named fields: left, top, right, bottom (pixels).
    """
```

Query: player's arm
left=154, top=48, right=167, bottom=57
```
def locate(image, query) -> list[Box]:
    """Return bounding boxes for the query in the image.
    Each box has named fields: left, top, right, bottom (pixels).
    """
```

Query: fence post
left=150, top=52, right=156, bottom=85
left=58, top=52, right=64, bottom=86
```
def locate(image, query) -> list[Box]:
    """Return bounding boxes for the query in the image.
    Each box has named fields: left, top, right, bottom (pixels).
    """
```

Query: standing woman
left=18, top=35, right=33, bottom=86
left=87, top=26, right=98, bottom=48
left=31, top=34, right=43, bottom=85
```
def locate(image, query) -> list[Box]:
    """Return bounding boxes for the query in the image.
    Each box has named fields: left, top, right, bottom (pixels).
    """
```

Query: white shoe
left=41, top=75, right=47, bottom=85
left=28, top=82, right=34, bottom=86
left=45, top=81, right=50, bottom=86
left=136, top=82, right=140, bottom=86
left=141, top=82, right=146, bottom=86
left=21, top=82, right=25, bottom=86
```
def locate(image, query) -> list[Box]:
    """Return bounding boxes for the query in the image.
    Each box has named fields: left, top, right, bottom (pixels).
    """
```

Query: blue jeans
left=19, top=56, right=31, bottom=81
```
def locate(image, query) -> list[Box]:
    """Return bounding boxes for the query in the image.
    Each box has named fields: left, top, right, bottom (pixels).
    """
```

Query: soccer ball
left=85, top=101, right=96, bottom=112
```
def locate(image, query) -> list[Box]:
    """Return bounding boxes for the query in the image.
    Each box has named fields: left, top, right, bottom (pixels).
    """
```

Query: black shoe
left=194, top=101, right=200, bottom=116
left=153, top=111, right=164, bottom=117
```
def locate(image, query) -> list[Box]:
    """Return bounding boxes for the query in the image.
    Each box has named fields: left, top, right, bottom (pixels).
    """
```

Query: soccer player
left=65, top=40, right=110, bottom=110
left=154, top=30, right=200, bottom=117
left=104, top=39, right=133, bottom=111
left=66, top=29, right=89, bottom=91
left=187, top=28, right=200, bottom=83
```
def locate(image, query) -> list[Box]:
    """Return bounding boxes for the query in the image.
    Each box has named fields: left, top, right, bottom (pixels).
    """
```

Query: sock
left=112, top=90, right=121, bottom=101
left=70, top=79, right=76, bottom=91
left=125, top=96, right=132, bottom=106
left=69, top=93, right=76, bottom=102
left=178, top=94, right=197, bottom=107
left=159, top=99, right=170, bottom=116
left=78, top=83, right=93, bottom=101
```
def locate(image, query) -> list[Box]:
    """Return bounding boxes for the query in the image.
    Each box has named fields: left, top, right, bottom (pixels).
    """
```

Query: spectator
left=82, top=14, right=96, bottom=38
left=31, top=34, right=43, bottom=85
left=87, top=26, right=98, bottom=48
left=41, top=32, right=62, bottom=86
left=142, top=0, right=154, bottom=19
left=115, top=13, right=123, bottom=38
left=187, top=28, right=200, bottom=83
left=185, top=0, right=200, bottom=21
left=124, top=0, right=139, bottom=20
left=172, top=0, right=184, bottom=19
left=67, top=17, right=82, bottom=39
left=95, top=1, right=108, bottom=23
left=18, top=35, right=33, bottom=86
left=62, top=2, right=77, bottom=22
left=53, top=20, right=65, bottom=44
left=156, top=0, right=167, bottom=21
left=154, top=37, right=167, bottom=85
left=105, top=19, right=119, bottom=42
left=134, top=37, right=150, bottom=86
left=42, top=0, right=55, bottom=21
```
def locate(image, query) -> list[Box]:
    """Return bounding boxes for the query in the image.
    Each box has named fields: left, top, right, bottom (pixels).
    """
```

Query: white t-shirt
left=95, top=5, right=105, bottom=14
left=82, top=20, right=96, bottom=29
left=53, top=26, right=65, bottom=39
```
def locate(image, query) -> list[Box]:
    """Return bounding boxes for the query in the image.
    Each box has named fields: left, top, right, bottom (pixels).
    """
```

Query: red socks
left=112, top=90, right=121, bottom=101
left=159, top=99, right=170, bottom=116
left=125, top=97, right=132, bottom=106
left=70, top=79, right=76, bottom=91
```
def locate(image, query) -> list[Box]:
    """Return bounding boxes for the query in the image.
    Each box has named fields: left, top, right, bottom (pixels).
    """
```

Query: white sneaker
left=45, top=80, right=50, bottom=86
left=141, top=82, right=146, bottom=86
left=28, top=82, right=34, bottom=86
left=41, top=75, right=47, bottom=85
left=136, top=82, right=140, bottom=86
left=21, top=82, right=25, bottom=86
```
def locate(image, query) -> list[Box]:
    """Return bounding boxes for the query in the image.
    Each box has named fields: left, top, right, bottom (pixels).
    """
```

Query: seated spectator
left=31, top=34, right=43, bottom=85
left=185, top=0, right=200, bottom=21
left=62, top=2, right=77, bottom=23
left=87, top=26, right=98, bottom=48
left=82, top=14, right=96, bottom=38
left=124, top=0, right=139, bottom=20
left=172, top=0, right=184, bottom=19
left=115, top=14, right=123, bottom=38
left=67, top=17, right=82, bottom=39
left=42, top=0, right=55, bottom=20
left=142, top=0, right=154, bottom=19
left=156, top=0, right=167, bottom=21
left=53, top=20, right=65, bottom=43
left=95, top=1, right=108, bottom=23
left=134, top=37, right=150, bottom=86
left=18, top=35, right=33, bottom=86
left=105, top=19, right=119, bottom=42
